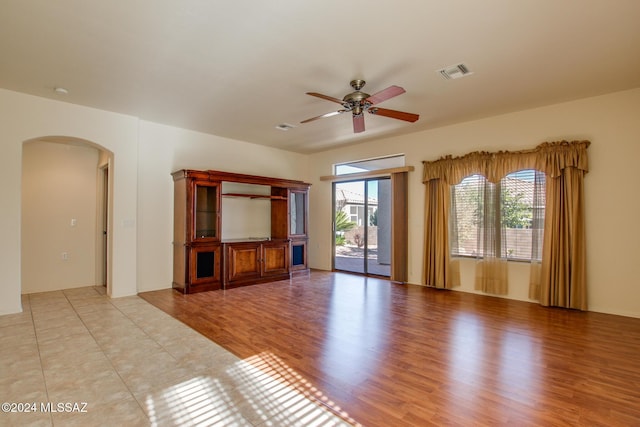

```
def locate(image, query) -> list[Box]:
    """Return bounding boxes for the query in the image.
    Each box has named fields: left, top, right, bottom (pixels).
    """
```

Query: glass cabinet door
left=193, top=182, right=219, bottom=240
left=290, top=190, right=307, bottom=236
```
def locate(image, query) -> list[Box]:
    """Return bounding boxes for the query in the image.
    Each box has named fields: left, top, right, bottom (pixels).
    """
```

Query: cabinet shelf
left=222, top=193, right=287, bottom=200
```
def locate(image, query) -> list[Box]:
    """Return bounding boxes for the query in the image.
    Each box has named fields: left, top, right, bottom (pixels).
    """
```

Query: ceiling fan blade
left=365, top=85, right=405, bottom=105
left=353, top=114, right=365, bottom=133
left=369, top=107, right=419, bottom=122
left=306, top=92, right=345, bottom=104
left=300, top=110, right=346, bottom=124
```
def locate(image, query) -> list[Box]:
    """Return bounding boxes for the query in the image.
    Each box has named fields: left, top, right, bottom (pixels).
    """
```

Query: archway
left=21, top=136, right=114, bottom=295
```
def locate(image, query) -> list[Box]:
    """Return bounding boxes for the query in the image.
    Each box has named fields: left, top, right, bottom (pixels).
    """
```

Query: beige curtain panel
left=473, top=179, right=508, bottom=295
left=422, top=140, right=590, bottom=310
left=423, top=179, right=452, bottom=289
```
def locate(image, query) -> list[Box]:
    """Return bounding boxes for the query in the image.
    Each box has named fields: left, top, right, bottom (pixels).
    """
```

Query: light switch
left=70, top=218, right=77, bottom=227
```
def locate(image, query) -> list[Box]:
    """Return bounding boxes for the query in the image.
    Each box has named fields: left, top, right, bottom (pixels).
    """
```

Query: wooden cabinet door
left=188, top=244, right=221, bottom=292
left=289, top=189, right=308, bottom=237
left=226, top=243, right=261, bottom=283
left=262, top=241, right=289, bottom=277
left=191, top=180, right=221, bottom=242
left=290, top=238, right=308, bottom=272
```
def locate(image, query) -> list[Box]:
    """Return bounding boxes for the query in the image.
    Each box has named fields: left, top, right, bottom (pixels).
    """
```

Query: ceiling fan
left=301, top=79, right=419, bottom=133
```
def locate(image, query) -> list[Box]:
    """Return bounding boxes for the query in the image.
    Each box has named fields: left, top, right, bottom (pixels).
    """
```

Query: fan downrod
left=350, top=79, right=366, bottom=91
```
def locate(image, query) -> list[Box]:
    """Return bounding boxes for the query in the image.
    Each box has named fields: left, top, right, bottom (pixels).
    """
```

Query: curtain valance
left=422, top=140, right=590, bottom=184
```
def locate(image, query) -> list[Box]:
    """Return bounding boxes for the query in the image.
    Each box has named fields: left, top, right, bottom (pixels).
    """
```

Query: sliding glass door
left=333, top=178, right=391, bottom=277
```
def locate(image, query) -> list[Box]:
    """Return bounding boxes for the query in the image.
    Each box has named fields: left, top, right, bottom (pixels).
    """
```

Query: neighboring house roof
left=459, top=174, right=545, bottom=208
left=503, top=176, right=545, bottom=209
left=335, top=188, right=378, bottom=206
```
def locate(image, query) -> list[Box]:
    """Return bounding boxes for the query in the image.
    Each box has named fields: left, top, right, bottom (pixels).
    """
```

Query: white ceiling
left=1, top=1, right=639, bottom=154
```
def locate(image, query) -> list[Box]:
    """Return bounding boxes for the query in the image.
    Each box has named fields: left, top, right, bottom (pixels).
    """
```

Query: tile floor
left=0, top=286, right=352, bottom=426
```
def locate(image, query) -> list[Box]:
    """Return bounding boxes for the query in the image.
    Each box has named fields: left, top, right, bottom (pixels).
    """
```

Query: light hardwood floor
left=140, top=270, right=640, bottom=427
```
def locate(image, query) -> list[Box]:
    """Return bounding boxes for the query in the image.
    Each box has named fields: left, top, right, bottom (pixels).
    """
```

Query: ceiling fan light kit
left=301, top=79, right=419, bottom=133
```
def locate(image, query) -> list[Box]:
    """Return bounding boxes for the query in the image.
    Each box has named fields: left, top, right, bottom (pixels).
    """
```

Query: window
left=335, top=154, right=405, bottom=175
left=349, top=206, right=360, bottom=225
left=450, top=169, right=545, bottom=261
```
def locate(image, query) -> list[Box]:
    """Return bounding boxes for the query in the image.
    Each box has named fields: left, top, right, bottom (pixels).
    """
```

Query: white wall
left=21, top=141, right=99, bottom=293
left=307, top=88, right=640, bottom=318
left=0, top=89, right=139, bottom=314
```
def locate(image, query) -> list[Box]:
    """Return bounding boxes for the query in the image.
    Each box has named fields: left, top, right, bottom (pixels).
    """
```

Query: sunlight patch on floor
left=144, top=352, right=359, bottom=426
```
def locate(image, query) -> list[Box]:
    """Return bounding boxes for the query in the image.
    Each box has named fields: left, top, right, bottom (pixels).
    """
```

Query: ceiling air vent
left=275, top=123, right=296, bottom=131
left=437, top=63, right=473, bottom=80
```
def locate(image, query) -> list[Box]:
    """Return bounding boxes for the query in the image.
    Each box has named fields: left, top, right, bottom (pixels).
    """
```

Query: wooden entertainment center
left=172, top=169, right=310, bottom=293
